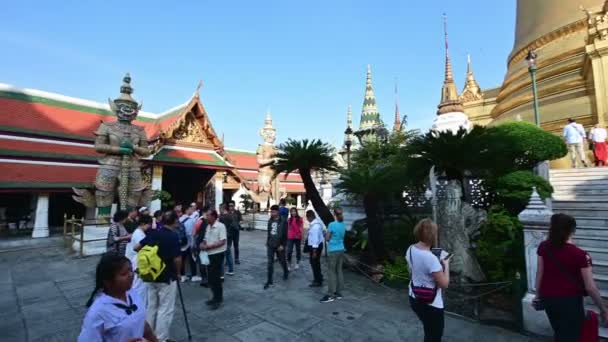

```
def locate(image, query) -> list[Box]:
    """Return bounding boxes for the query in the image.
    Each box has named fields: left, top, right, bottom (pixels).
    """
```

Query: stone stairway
left=550, top=167, right=608, bottom=337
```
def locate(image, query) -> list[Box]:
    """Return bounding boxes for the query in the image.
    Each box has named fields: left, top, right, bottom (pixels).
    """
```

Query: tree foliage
left=476, top=206, right=524, bottom=282
left=493, top=170, right=553, bottom=216
left=267, top=139, right=339, bottom=225
left=484, top=122, right=568, bottom=173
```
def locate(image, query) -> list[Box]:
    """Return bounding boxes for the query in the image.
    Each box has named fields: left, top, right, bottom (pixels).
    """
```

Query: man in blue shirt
left=134, top=210, right=182, bottom=341
left=278, top=199, right=289, bottom=221
left=320, top=208, right=346, bottom=303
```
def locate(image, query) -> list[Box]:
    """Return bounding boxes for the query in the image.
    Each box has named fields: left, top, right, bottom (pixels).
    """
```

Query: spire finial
left=194, top=80, right=203, bottom=97
left=393, top=78, right=401, bottom=132
left=347, top=105, right=353, bottom=128
left=437, top=14, right=464, bottom=115
left=461, top=54, right=483, bottom=102
left=443, top=13, right=454, bottom=82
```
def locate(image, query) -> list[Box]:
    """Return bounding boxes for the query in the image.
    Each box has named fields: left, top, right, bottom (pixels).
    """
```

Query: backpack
left=137, top=245, right=166, bottom=282
left=177, top=218, right=189, bottom=248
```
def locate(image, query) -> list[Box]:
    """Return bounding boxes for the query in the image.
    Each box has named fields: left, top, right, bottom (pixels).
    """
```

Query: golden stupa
left=467, top=0, right=608, bottom=134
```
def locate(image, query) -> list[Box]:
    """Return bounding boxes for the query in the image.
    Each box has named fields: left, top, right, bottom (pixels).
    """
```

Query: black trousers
left=543, top=296, right=584, bottom=342
left=409, top=296, right=444, bottom=342
left=208, top=253, right=224, bottom=303
left=309, top=245, right=323, bottom=284
left=287, top=239, right=301, bottom=264
left=267, top=246, right=288, bottom=284
left=181, top=248, right=197, bottom=276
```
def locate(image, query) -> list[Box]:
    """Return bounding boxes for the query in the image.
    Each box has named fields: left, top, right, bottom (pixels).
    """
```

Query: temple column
left=297, top=195, right=302, bottom=208
left=519, top=188, right=552, bottom=336
left=32, top=193, right=49, bottom=238
left=150, top=165, right=163, bottom=213
left=215, top=173, right=223, bottom=211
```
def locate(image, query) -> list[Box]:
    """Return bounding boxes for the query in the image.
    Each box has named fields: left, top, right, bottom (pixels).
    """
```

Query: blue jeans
left=224, top=234, right=236, bottom=273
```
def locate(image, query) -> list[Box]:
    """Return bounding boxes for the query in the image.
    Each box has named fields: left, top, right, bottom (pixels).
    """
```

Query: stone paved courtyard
left=0, top=230, right=541, bottom=341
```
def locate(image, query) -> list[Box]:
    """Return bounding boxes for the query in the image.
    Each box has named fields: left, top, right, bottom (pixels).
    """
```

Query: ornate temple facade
left=0, top=81, right=304, bottom=237
left=464, top=0, right=608, bottom=166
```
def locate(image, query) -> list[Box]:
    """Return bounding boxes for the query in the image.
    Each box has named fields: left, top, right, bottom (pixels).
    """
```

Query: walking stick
left=176, top=279, right=192, bottom=340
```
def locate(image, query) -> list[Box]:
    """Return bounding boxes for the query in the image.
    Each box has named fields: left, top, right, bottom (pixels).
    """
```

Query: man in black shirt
left=264, top=205, right=288, bottom=290
left=135, top=210, right=182, bottom=342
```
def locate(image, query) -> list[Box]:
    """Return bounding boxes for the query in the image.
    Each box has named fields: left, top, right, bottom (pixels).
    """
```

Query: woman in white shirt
left=406, top=219, right=450, bottom=342
left=125, top=214, right=152, bottom=306
left=78, top=253, right=158, bottom=342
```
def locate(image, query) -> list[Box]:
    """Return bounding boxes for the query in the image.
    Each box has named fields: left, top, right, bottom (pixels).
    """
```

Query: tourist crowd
left=79, top=199, right=347, bottom=342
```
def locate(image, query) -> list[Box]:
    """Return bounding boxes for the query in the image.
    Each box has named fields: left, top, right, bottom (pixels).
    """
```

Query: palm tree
left=266, top=139, right=339, bottom=225
left=337, top=133, right=411, bottom=263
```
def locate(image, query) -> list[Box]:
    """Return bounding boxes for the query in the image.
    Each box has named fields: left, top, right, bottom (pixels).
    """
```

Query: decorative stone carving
left=256, top=111, right=278, bottom=208
left=437, top=179, right=486, bottom=283
left=72, top=74, right=153, bottom=216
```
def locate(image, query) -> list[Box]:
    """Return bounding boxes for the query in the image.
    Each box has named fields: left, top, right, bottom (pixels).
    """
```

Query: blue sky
left=0, top=0, right=515, bottom=150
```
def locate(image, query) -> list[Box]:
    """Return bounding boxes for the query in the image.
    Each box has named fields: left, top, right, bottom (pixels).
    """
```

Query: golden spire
left=437, top=14, right=464, bottom=115
left=393, top=79, right=402, bottom=132
left=461, top=54, right=483, bottom=102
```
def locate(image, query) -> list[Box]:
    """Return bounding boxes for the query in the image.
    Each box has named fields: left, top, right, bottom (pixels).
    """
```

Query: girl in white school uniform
left=78, top=253, right=158, bottom=342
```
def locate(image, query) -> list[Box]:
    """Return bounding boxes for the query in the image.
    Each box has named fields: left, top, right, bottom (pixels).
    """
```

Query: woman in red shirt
left=535, top=213, right=607, bottom=340
left=287, top=208, right=303, bottom=270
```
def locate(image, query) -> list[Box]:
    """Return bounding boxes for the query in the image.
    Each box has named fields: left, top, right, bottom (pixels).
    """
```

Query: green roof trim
left=153, top=149, right=228, bottom=167
left=0, top=149, right=98, bottom=162
left=225, top=149, right=256, bottom=156
left=0, top=182, right=94, bottom=189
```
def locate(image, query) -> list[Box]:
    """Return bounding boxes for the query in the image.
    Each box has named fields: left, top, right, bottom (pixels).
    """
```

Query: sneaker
left=320, top=295, right=335, bottom=303
left=205, top=299, right=215, bottom=306
left=209, top=302, right=221, bottom=310
left=221, top=276, right=225, bottom=280
left=180, top=275, right=188, bottom=283
left=235, top=260, right=241, bottom=265
left=287, top=266, right=291, bottom=272
left=334, top=293, right=343, bottom=300
left=226, top=271, right=235, bottom=276
left=191, top=276, right=202, bottom=282
left=199, top=282, right=209, bottom=288
left=283, top=272, right=289, bottom=281
left=264, top=283, right=274, bottom=290
left=294, top=263, right=300, bottom=270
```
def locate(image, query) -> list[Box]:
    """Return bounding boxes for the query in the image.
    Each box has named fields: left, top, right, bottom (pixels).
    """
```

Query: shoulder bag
left=408, top=246, right=438, bottom=304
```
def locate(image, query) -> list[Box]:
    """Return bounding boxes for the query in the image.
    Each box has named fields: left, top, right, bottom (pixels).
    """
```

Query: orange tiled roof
left=0, top=137, right=97, bottom=161
left=0, top=162, right=97, bottom=189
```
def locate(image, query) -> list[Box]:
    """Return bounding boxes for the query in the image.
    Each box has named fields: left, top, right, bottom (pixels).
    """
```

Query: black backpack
left=176, top=217, right=189, bottom=248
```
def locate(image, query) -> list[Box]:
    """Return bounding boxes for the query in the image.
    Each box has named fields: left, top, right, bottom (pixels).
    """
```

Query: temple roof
left=0, top=160, right=97, bottom=191
left=0, top=82, right=304, bottom=193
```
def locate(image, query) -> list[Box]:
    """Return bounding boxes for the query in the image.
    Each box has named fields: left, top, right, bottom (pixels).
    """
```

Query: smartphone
left=431, top=248, right=442, bottom=259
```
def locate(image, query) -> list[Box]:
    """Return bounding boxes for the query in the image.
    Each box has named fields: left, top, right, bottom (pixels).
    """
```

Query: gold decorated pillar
left=150, top=165, right=163, bottom=213
left=584, top=4, right=608, bottom=126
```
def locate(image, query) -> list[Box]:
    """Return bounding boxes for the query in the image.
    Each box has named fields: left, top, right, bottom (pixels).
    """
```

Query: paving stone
left=254, top=306, right=321, bottom=333
left=233, top=321, right=295, bottom=341
left=16, top=281, right=62, bottom=306
left=207, top=306, right=264, bottom=335
left=296, top=320, right=356, bottom=341
left=21, top=297, right=71, bottom=320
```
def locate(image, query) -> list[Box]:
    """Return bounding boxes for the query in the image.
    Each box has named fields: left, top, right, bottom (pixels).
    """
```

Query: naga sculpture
left=73, top=74, right=153, bottom=217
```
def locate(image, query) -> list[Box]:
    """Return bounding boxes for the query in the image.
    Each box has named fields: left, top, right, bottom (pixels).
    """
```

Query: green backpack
left=137, top=245, right=166, bottom=282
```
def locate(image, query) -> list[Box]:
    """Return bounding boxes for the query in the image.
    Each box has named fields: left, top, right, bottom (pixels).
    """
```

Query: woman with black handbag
left=534, top=213, right=608, bottom=341
left=406, top=219, right=450, bottom=342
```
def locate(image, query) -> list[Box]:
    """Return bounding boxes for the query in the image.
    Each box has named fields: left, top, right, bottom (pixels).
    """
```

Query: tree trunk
left=299, top=169, right=334, bottom=226
left=363, top=194, right=386, bottom=264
